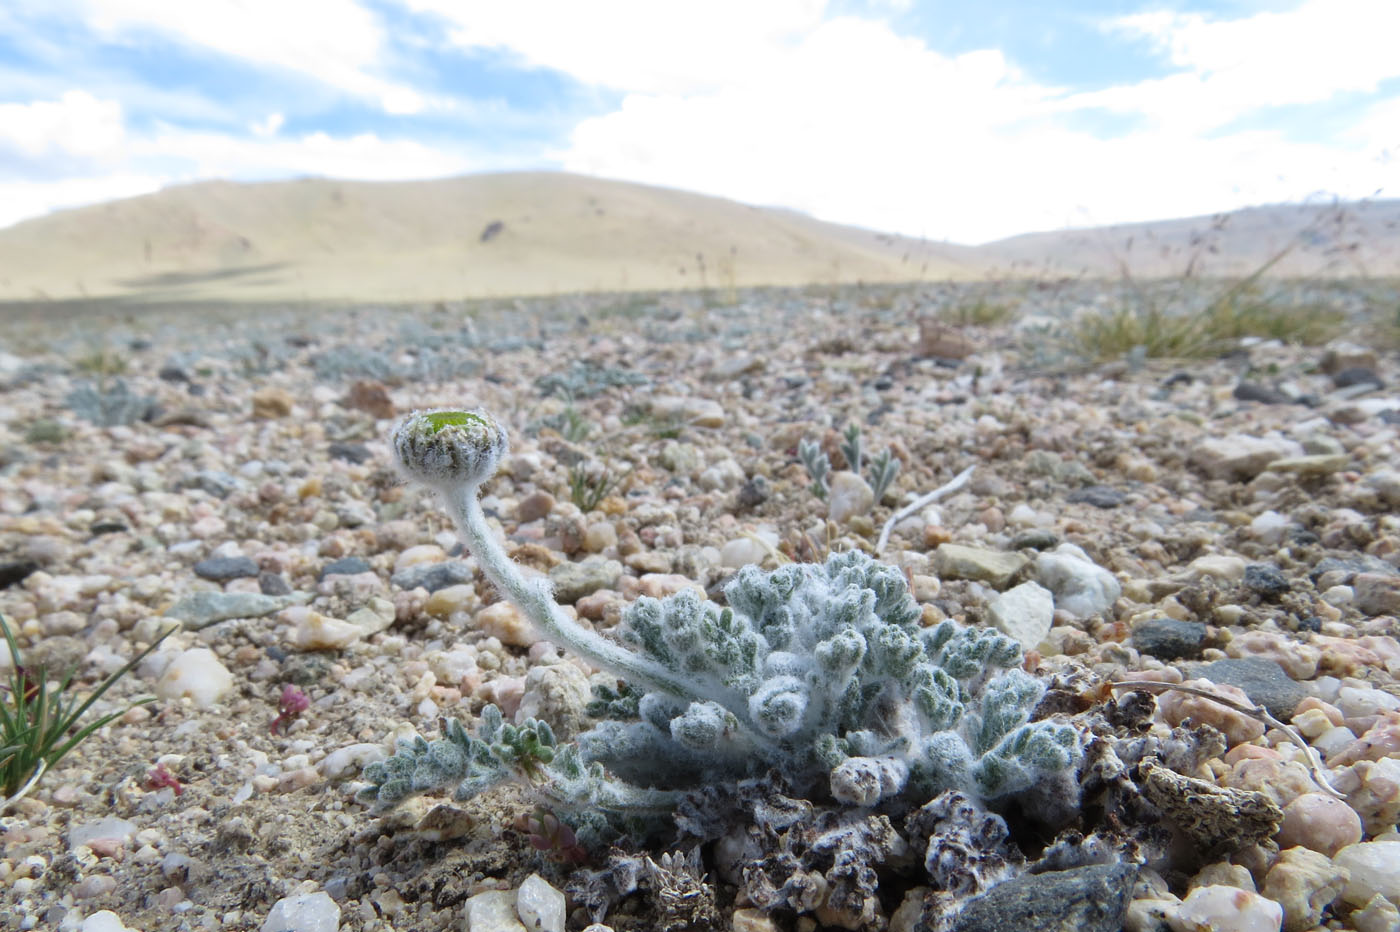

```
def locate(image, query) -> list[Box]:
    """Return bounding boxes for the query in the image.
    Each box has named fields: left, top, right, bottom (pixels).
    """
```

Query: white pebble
left=81, top=912, right=143, bottom=932
left=261, top=891, right=341, bottom=932
left=1335, top=841, right=1400, bottom=907
left=1170, top=885, right=1283, bottom=932
left=516, top=874, right=566, bottom=932
left=155, top=648, right=233, bottom=709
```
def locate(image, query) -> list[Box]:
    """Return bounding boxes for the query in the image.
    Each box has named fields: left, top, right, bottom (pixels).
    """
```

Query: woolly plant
left=359, top=408, right=1080, bottom=818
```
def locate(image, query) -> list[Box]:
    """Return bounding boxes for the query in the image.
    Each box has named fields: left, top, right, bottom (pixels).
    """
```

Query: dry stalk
left=1107, top=679, right=1346, bottom=800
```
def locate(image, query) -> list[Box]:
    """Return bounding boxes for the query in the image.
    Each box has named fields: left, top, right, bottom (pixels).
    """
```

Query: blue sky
left=1, top=0, right=1396, bottom=243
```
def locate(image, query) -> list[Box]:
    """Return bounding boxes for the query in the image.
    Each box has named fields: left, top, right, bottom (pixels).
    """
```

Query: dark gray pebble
left=1197, top=658, right=1306, bottom=719
left=391, top=560, right=474, bottom=592
left=194, top=556, right=260, bottom=581
left=1233, top=382, right=1295, bottom=405
left=1132, top=618, right=1207, bottom=661
left=1243, top=563, right=1289, bottom=598
left=1065, top=485, right=1126, bottom=508
left=939, top=863, right=1136, bottom=932
left=320, top=557, right=373, bottom=579
left=258, top=571, right=293, bottom=596
left=328, top=442, right=372, bottom=464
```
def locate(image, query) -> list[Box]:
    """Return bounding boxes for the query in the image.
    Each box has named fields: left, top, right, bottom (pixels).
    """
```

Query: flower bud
left=391, top=408, right=508, bottom=489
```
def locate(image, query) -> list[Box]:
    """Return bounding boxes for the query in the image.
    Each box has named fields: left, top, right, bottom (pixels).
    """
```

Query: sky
left=1, top=0, right=1397, bottom=244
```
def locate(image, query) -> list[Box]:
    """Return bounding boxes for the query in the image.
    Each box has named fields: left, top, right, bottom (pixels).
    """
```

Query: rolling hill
left=0, top=172, right=1395, bottom=305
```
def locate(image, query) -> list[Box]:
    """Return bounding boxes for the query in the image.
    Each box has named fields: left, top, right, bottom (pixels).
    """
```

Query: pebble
left=424, top=584, right=476, bottom=617
left=393, top=560, right=475, bottom=593
left=1190, top=434, right=1302, bottom=481
left=1198, top=657, right=1307, bottom=719
left=1065, top=485, right=1127, bottom=508
left=319, top=556, right=373, bottom=579
left=1158, top=679, right=1266, bottom=746
left=934, top=544, right=1027, bottom=588
left=261, top=891, right=340, bottom=932
left=549, top=557, right=622, bottom=603
left=1171, top=885, right=1283, bottom=932
left=1242, top=563, right=1289, bottom=598
left=192, top=555, right=260, bottom=581
left=464, top=889, right=527, bottom=932
left=1276, top=792, right=1363, bottom=856
left=828, top=470, right=875, bottom=523
left=1334, top=841, right=1400, bottom=908
left=155, top=648, right=233, bottom=708
left=476, top=601, right=536, bottom=647
left=986, top=582, right=1054, bottom=651
left=1354, top=573, right=1400, bottom=616
left=80, top=913, right=143, bottom=932
left=251, top=387, right=295, bottom=419
left=948, top=863, right=1136, bottom=932
left=516, top=873, right=566, bottom=932
left=164, top=591, right=299, bottom=630
left=1263, top=846, right=1349, bottom=932
left=1034, top=544, right=1121, bottom=619
left=1132, top=618, right=1207, bottom=661
left=285, top=608, right=365, bottom=650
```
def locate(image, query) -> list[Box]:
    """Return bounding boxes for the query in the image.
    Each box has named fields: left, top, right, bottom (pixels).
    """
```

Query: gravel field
left=1, top=281, right=1398, bottom=932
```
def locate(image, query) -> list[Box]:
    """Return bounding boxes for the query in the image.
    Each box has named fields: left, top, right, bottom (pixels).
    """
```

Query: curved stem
left=445, top=486, right=702, bottom=703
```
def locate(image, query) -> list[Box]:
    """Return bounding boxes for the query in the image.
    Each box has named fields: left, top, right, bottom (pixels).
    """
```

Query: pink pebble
left=1277, top=792, right=1362, bottom=857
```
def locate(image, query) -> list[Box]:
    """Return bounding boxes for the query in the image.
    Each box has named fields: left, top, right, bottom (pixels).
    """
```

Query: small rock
left=394, top=560, right=474, bottom=593
left=934, top=544, right=1027, bottom=588
left=261, top=891, right=340, bottom=932
left=1351, top=893, right=1400, bottom=932
left=986, top=582, right=1054, bottom=651
left=251, top=387, right=295, bottom=420
left=516, top=492, right=555, bottom=523
left=155, top=648, right=233, bottom=708
left=1186, top=554, right=1247, bottom=584
left=345, top=380, right=395, bottom=419
left=165, top=591, right=298, bottom=629
left=736, top=476, right=770, bottom=508
left=1132, top=618, right=1207, bottom=661
left=583, top=522, right=618, bottom=553
left=70, top=817, right=139, bottom=850
left=0, top=560, right=39, bottom=589
left=1334, top=841, right=1400, bottom=908
left=1009, top=529, right=1059, bottom=551
left=1172, top=885, right=1283, bottom=932
left=80, top=911, right=142, bottom=932
left=1243, top=563, right=1289, bottom=598
left=1354, top=574, right=1400, bottom=616
left=1364, top=469, right=1400, bottom=507
left=1065, top=485, right=1127, bottom=508
left=1265, top=453, right=1350, bottom=476
left=424, top=584, right=475, bottom=617
left=193, top=556, right=260, bottom=582
left=916, top=321, right=975, bottom=360
left=464, top=889, right=526, bottom=932
left=258, top=572, right=293, bottom=596
left=318, top=743, right=387, bottom=779
left=286, top=609, right=365, bottom=650
left=476, top=601, right=536, bottom=648
left=549, top=557, right=622, bottom=604
left=328, top=441, right=372, bottom=464
left=1262, top=846, right=1349, bottom=932
left=1198, top=658, right=1307, bottom=720
left=1234, top=381, right=1295, bottom=405
left=946, top=863, right=1136, bottom=932
left=1034, top=544, right=1121, bottom=619
left=1191, top=434, right=1303, bottom=481
left=319, top=556, right=373, bottom=580
left=828, top=471, right=875, bottom=524
left=516, top=873, right=566, bottom=932
left=1159, top=679, right=1266, bottom=747
left=1276, top=792, right=1363, bottom=857
left=1332, top=366, right=1384, bottom=389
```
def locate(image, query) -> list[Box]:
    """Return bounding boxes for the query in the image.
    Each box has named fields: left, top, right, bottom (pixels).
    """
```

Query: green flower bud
left=391, top=408, right=508, bottom=489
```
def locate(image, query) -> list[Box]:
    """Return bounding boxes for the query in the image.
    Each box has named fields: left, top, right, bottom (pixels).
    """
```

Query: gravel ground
left=0, top=282, right=1398, bottom=932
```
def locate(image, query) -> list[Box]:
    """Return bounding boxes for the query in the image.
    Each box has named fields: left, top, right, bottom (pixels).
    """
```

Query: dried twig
left=876, top=465, right=975, bottom=555
left=1107, top=679, right=1346, bottom=800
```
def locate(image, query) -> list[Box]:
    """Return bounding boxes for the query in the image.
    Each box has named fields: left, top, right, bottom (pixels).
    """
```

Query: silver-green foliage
left=358, top=551, right=1079, bottom=815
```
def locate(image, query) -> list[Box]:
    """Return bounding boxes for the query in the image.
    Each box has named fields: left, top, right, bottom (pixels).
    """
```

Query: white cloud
left=0, top=90, right=125, bottom=159
left=1096, top=0, right=1400, bottom=132
left=529, top=2, right=1400, bottom=242
left=406, top=0, right=825, bottom=95
left=250, top=113, right=286, bottom=138
left=129, top=129, right=475, bottom=181
left=79, top=0, right=426, bottom=113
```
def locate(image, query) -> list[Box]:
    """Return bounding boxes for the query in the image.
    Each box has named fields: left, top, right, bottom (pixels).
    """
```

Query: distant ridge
left=0, top=172, right=1395, bottom=304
